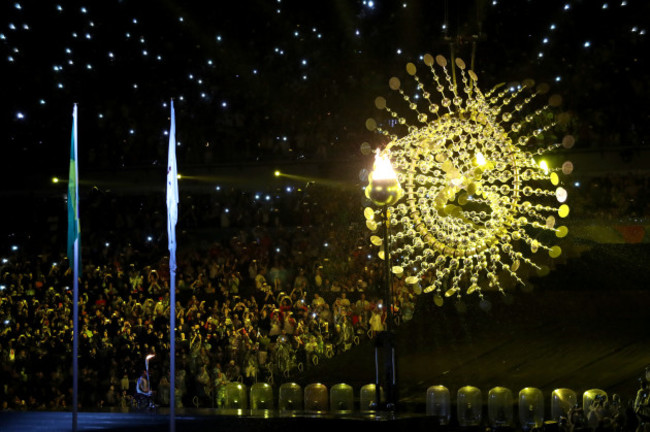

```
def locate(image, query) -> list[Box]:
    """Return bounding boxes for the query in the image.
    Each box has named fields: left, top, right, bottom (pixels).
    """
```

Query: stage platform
left=0, top=409, right=443, bottom=432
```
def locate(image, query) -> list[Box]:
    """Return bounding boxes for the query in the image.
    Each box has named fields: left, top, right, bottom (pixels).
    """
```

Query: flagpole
left=167, top=100, right=179, bottom=432
left=69, top=104, right=80, bottom=432
left=73, top=237, right=79, bottom=431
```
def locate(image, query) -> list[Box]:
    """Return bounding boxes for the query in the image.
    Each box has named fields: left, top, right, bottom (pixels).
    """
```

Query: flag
left=167, top=101, right=179, bottom=270
left=166, top=101, right=179, bottom=432
left=67, top=104, right=81, bottom=432
left=67, top=104, right=80, bottom=269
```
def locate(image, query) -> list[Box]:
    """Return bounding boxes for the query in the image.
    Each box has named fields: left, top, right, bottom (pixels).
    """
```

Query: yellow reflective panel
left=444, top=287, right=458, bottom=297
left=406, top=62, right=417, bottom=76
left=434, top=295, right=444, bottom=307
left=378, top=250, right=385, bottom=260
left=391, top=265, right=404, bottom=275
left=530, top=240, right=539, bottom=253
left=364, top=207, right=375, bottom=220
left=550, top=172, right=559, bottom=186
left=405, top=276, right=419, bottom=285
left=562, top=135, right=575, bottom=149
left=366, top=220, right=378, bottom=231
left=511, top=260, right=520, bottom=272
left=370, top=235, right=383, bottom=246
left=546, top=216, right=556, bottom=229
left=555, top=226, right=569, bottom=238
left=558, top=204, right=570, bottom=218
left=549, top=245, right=562, bottom=258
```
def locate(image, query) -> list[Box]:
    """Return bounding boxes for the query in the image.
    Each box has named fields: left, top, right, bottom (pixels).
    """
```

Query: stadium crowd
left=1, top=169, right=649, bottom=411
left=0, top=184, right=419, bottom=411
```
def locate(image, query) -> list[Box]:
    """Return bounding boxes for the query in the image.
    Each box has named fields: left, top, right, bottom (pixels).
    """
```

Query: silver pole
left=72, top=238, right=79, bottom=431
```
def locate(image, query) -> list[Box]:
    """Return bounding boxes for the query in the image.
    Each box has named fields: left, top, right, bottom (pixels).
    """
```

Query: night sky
left=1, top=0, right=649, bottom=189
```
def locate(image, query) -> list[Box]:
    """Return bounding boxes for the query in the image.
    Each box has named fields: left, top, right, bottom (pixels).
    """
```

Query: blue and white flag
left=166, top=101, right=179, bottom=270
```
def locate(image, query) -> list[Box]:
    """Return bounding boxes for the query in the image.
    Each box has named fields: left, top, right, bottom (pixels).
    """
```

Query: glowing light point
left=476, top=152, right=486, bottom=166
left=539, top=160, right=549, bottom=174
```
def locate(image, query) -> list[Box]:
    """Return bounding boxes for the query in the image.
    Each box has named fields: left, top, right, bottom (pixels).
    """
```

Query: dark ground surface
left=301, top=243, right=650, bottom=405
left=2, top=243, right=649, bottom=431
left=303, top=289, right=650, bottom=404
left=0, top=410, right=440, bottom=432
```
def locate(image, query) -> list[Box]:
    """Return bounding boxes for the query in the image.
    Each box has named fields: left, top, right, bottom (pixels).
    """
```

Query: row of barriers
left=219, top=382, right=610, bottom=428
left=426, top=386, right=609, bottom=429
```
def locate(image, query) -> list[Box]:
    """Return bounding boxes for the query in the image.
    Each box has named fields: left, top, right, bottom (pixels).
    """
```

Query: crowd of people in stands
left=0, top=184, right=421, bottom=411
left=1, top=169, right=649, bottom=412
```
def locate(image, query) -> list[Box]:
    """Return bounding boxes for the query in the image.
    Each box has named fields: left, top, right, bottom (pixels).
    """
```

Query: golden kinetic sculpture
left=363, top=54, right=573, bottom=306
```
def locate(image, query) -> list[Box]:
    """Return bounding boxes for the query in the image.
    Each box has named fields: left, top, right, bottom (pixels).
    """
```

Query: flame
left=372, top=151, right=398, bottom=181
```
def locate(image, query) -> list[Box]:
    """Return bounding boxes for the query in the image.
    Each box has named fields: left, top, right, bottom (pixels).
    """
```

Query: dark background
left=1, top=0, right=650, bottom=418
left=1, top=0, right=648, bottom=187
